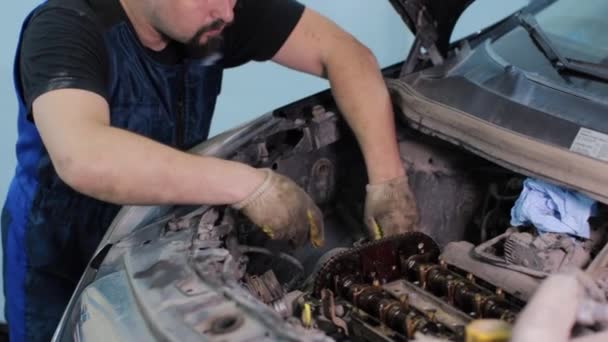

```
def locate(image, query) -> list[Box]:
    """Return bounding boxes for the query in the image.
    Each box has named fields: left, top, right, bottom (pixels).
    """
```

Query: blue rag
left=510, top=178, right=597, bottom=239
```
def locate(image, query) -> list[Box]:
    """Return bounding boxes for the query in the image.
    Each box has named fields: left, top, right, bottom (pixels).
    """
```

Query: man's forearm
left=57, top=125, right=265, bottom=206
left=324, top=40, right=404, bottom=184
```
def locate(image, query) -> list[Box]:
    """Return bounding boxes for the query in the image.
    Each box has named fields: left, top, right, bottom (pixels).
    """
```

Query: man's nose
left=211, top=0, right=235, bottom=24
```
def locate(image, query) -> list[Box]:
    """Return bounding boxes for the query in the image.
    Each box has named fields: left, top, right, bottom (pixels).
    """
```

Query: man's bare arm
left=272, top=8, right=404, bottom=184
left=33, top=88, right=266, bottom=205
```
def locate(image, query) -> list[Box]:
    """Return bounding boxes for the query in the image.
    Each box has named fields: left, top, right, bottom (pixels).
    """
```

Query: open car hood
left=388, top=0, right=475, bottom=56
left=387, top=0, right=608, bottom=203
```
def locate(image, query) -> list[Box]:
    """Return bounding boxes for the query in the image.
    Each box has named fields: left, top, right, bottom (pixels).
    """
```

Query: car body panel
left=388, top=78, right=608, bottom=203
left=389, top=0, right=608, bottom=202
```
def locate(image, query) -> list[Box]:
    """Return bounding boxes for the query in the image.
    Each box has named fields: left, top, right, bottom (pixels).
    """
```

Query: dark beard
left=185, top=34, right=223, bottom=58
left=184, top=19, right=227, bottom=56
left=187, top=19, right=226, bottom=48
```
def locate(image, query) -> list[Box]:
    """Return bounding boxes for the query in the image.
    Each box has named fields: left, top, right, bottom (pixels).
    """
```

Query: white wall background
left=0, top=0, right=527, bottom=323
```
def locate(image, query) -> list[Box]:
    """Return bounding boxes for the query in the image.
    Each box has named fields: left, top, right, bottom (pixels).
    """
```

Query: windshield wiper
left=518, top=13, right=608, bottom=82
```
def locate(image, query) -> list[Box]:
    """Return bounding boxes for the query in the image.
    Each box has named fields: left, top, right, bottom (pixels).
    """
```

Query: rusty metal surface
left=313, top=232, right=440, bottom=295
left=402, top=259, right=518, bottom=323
left=244, top=270, right=285, bottom=304
left=383, top=280, right=470, bottom=332
left=311, top=233, right=456, bottom=339
left=320, top=289, right=349, bottom=336
left=398, top=139, right=482, bottom=247
left=442, top=241, right=540, bottom=301
left=310, top=232, right=521, bottom=339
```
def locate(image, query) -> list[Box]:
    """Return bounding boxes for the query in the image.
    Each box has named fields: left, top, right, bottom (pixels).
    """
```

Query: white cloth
left=510, top=178, right=597, bottom=239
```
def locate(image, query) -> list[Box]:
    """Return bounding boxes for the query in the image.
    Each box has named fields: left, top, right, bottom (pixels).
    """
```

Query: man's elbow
left=54, top=154, right=110, bottom=197
left=353, top=42, right=379, bottom=68
left=328, top=35, right=379, bottom=70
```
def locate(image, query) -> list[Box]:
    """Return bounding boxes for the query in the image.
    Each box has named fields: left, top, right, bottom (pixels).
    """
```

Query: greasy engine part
left=311, top=233, right=520, bottom=340
left=335, top=278, right=452, bottom=339
left=320, top=289, right=349, bottom=336
left=442, top=241, right=540, bottom=301
left=313, top=232, right=441, bottom=294
left=244, top=270, right=306, bottom=319
left=401, top=258, right=518, bottom=322
left=382, top=279, right=471, bottom=330
left=76, top=205, right=334, bottom=342
left=473, top=228, right=590, bottom=278
left=312, top=233, right=451, bottom=339
left=504, top=231, right=590, bottom=274
left=244, top=270, right=285, bottom=305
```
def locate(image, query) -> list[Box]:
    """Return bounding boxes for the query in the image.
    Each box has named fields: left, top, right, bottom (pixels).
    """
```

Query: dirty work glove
left=364, top=175, right=418, bottom=239
left=231, top=169, right=324, bottom=248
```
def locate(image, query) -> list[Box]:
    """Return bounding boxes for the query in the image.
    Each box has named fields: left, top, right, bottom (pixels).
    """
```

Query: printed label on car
left=570, top=127, right=608, bottom=162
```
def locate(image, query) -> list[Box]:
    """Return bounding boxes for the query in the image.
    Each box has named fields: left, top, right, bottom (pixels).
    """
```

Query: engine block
left=308, top=233, right=521, bottom=341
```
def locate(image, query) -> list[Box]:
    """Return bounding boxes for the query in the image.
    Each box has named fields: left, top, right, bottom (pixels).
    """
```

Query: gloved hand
left=231, top=169, right=324, bottom=247
left=364, top=175, right=418, bottom=239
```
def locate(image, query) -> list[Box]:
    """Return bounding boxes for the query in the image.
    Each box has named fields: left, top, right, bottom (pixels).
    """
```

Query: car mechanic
left=1, top=0, right=418, bottom=340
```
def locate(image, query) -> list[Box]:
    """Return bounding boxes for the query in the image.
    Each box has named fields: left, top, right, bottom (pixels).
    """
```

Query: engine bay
left=156, top=198, right=606, bottom=342
left=165, top=103, right=606, bottom=341
left=68, top=100, right=608, bottom=341
left=154, top=195, right=605, bottom=341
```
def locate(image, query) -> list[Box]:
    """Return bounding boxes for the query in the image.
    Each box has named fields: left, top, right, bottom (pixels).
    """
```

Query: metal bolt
left=496, top=288, right=505, bottom=300
left=474, top=294, right=482, bottom=303
left=426, top=309, right=437, bottom=322
left=467, top=273, right=475, bottom=283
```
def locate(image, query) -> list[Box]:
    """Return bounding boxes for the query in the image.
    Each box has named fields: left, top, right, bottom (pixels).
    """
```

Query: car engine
left=158, top=203, right=529, bottom=342
left=64, top=96, right=608, bottom=342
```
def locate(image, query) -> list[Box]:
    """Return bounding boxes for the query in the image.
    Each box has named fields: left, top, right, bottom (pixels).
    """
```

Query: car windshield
left=452, top=0, right=529, bottom=42
left=489, top=0, right=608, bottom=95
left=535, top=0, right=608, bottom=64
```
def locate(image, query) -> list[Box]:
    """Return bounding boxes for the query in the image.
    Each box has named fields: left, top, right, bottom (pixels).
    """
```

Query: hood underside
left=388, top=0, right=475, bottom=56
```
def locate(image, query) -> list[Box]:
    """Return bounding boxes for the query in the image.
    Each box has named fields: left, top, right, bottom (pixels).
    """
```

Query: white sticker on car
left=570, top=127, right=608, bottom=162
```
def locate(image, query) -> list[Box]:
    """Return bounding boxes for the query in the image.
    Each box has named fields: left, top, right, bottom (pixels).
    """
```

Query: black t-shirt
left=18, top=0, right=305, bottom=111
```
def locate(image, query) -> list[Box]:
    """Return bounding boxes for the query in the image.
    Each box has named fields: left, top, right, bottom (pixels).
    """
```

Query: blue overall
left=2, top=5, right=223, bottom=341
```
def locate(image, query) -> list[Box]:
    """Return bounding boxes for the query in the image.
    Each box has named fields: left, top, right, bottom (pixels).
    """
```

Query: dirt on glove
left=364, top=175, right=419, bottom=239
left=232, top=169, right=324, bottom=247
